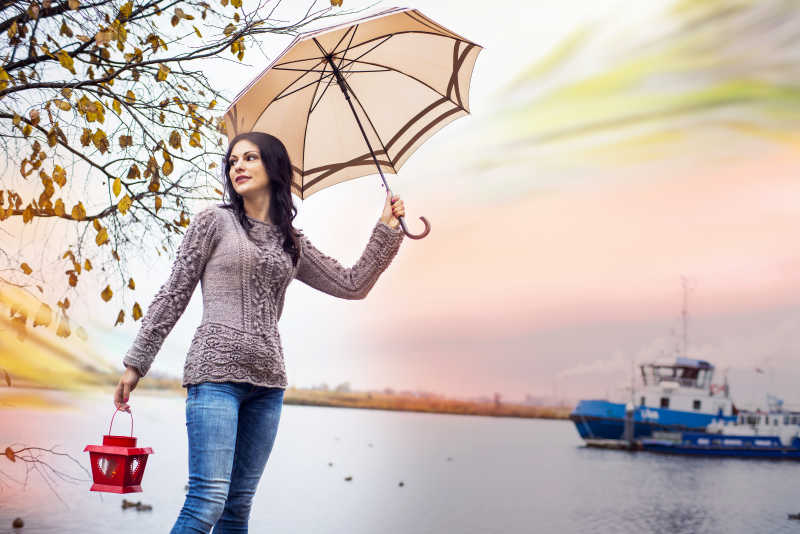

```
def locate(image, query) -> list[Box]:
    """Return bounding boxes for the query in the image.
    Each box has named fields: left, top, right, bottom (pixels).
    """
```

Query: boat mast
left=681, top=276, right=689, bottom=358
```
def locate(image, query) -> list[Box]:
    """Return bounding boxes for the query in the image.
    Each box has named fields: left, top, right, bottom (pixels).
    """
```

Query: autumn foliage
left=0, top=0, right=344, bottom=340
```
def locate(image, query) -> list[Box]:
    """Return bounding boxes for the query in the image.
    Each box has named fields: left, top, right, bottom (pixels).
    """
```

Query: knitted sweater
left=122, top=204, right=404, bottom=388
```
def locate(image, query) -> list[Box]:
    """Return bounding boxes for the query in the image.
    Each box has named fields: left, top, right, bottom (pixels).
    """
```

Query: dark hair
left=220, top=132, right=301, bottom=265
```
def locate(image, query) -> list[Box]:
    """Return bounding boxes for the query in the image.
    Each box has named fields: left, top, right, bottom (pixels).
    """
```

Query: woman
left=113, top=131, right=405, bottom=533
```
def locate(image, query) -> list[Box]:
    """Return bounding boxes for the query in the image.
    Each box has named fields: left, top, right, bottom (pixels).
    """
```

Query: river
left=0, top=388, right=797, bottom=533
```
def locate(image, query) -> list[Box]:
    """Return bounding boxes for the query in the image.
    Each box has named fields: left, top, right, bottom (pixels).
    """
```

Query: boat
left=570, top=356, right=737, bottom=443
left=570, top=281, right=741, bottom=444
left=640, top=408, right=800, bottom=459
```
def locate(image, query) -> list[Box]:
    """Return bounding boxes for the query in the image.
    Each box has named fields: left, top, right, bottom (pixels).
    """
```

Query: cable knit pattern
left=123, top=205, right=404, bottom=389
left=295, top=221, right=404, bottom=300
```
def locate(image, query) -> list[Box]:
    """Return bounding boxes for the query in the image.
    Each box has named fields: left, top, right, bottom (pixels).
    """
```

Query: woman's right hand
left=114, top=366, right=141, bottom=412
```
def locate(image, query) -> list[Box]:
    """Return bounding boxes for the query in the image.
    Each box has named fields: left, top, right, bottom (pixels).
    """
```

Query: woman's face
left=228, top=139, right=269, bottom=199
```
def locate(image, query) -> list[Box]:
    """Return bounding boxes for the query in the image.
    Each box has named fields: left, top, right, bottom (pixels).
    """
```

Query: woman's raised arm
left=295, top=219, right=404, bottom=300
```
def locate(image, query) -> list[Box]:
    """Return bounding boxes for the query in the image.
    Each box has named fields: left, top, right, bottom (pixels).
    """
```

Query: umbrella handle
left=398, top=215, right=430, bottom=240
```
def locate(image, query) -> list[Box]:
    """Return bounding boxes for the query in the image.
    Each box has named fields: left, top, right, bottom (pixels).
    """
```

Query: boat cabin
left=637, top=357, right=734, bottom=416
left=640, top=357, right=715, bottom=390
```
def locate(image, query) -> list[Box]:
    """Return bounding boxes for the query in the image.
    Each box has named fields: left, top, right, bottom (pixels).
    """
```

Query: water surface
left=0, top=389, right=797, bottom=533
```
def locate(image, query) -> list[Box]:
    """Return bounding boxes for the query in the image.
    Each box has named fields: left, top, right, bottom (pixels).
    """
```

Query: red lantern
left=83, top=408, right=154, bottom=493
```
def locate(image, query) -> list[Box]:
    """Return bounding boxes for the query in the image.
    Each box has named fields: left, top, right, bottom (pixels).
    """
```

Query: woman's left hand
left=380, top=192, right=405, bottom=229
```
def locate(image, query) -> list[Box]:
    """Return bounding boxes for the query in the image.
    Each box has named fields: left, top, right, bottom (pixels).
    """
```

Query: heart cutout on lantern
left=97, top=457, right=118, bottom=478
left=130, top=457, right=140, bottom=475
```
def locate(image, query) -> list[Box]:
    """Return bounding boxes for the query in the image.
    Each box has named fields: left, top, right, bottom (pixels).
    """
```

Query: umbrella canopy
left=223, top=7, right=482, bottom=200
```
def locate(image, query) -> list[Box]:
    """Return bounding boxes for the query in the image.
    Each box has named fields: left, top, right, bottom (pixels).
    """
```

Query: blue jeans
left=170, top=381, right=284, bottom=534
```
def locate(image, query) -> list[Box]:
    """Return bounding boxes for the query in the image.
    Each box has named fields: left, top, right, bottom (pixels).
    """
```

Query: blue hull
left=569, top=400, right=735, bottom=440
left=641, top=433, right=800, bottom=459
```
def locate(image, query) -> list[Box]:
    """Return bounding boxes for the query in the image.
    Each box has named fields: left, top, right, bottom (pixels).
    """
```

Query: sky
left=10, top=0, right=800, bottom=407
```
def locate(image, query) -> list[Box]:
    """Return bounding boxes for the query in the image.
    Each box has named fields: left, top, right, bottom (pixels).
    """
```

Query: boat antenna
left=681, top=276, right=690, bottom=358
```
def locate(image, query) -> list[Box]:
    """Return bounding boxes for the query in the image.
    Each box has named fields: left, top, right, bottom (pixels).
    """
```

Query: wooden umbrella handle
left=398, top=215, right=430, bottom=240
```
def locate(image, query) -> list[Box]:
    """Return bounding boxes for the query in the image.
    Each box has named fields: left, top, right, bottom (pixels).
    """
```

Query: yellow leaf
left=33, top=302, right=52, bottom=327
left=127, top=164, right=140, bottom=180
left=169, top=130, right=181, bottom=149
left=118, top=194, right=132, bottom=215
left=56, top=315, right=70, bottom=337
left=68, top=0, right=79, bottom=8
left=61, top=88, right=73, bottom=99
left=112, top=99, right=121, bottom=114
left=68, top=271, right=77, bottom=286
left=5, top=447, right=15, bottom=462
left=0, top=67, right=10, bottom=91
left=223, top=23, right=236, bottom=36
left=92, top=129, right=109, bottom=153
left=95, top=227, right=108, bottom=246
left=76, top=326, right=88, bottom=341
left=208, top=99, right=217, bottom=109
left=8, top=21, right=17, bottom=39
left=214, top=188, right=223, bottom=197
left=56, top=51, right=76, bottom=75
left=125, top=90, right=135, bottom=104
left=53, top=165, right=66, bottom=187
left=54, top=198, right=65, bottom=216
left=20, top=263, right=32, bottom=275
left=189, top=131, right=201, bottom=147
left=84, top=258, right=92, bottom=270
left=92, top=218, right=101, bottom=232
left=59, top=20, right=73, bottom=38
left=71, top=201, right=86, bottom=220
left=162, top=159, right=174, bottom=175
left=22, top=204, right=34, bottom=223
left=53, top=99, right=71, bottom=111
left=113, top=177, right=121, bottom=197
left=128, top=277, right=135, bottom=289
left=209, top=162, right=217, bottom=170
left=154, top=195, right=162, bottom=213
left=115, top=309, right=125, bottom=325
left=132, top=302, right=142, bottom=320
left=80, top=128, right=91, bottom=146
left=100, top=285, right=113, bottom=302
left=193, top=25, right=202, bottom=38
left=117, top=24, right=127, bottom=44
left=156, top=63, right=170, bottom=82
left=330, top=0, right=342, bottom=6
left=120, top=1, right=133, bottom=19
left=232, top=0, right=241, bottom=7
left=96, top=30, right=113, bottom=45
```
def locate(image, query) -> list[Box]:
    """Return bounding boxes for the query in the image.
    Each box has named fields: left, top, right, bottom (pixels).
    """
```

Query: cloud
left=556, top=350, right=627, bottom=378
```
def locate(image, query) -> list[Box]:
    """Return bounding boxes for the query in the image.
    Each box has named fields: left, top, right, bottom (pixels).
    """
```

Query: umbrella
left=223, top=7, right=482, bottom=239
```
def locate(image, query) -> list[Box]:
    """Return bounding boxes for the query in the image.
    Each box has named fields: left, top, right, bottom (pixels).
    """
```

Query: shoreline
left=0, top=385, right=572, bottom=420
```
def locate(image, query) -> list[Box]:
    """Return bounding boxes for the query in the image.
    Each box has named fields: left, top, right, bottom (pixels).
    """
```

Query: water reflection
left=0, top=389, right=798, bottom=534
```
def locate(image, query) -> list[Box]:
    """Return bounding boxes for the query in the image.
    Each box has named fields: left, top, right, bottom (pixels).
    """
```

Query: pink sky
left=353, top=144, right=800, bottom=402
left=5, top=0, right=800, bottom=408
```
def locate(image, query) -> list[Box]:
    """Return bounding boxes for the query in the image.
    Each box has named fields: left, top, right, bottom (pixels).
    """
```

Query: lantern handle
left=108, top=406, right=134, bottom=437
